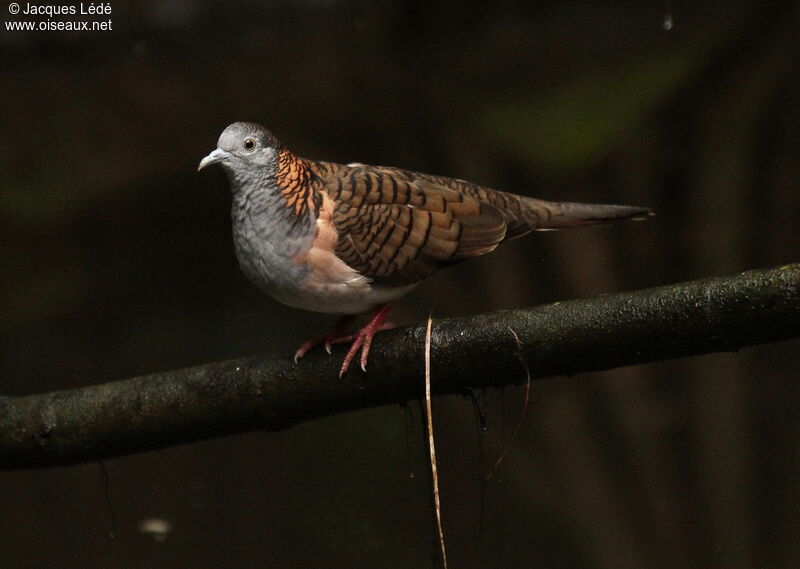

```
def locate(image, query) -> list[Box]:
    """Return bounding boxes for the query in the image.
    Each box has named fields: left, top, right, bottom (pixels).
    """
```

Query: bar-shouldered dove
left=199, top=122, right=653, bottom=376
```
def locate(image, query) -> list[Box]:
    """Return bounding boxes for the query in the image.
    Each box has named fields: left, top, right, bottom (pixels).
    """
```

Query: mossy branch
left=2, top=263, right=799, bottom=470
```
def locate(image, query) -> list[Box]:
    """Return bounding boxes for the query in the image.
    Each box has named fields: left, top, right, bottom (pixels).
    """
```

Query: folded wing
left=318, top=163, right=651, bottom=285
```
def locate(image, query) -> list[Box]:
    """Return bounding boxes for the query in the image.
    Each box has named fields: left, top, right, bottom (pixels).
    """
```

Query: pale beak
left=197, top=148, right=230, bottom=171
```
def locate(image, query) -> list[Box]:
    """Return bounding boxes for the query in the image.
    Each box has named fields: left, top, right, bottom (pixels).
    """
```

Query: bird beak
left=197, top=148, right=230, bottom=171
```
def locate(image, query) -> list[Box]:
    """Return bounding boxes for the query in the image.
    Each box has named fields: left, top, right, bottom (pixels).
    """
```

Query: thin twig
left=424, top=315, right=448, bottom=569
left=485, top=328, right=531, bottom=482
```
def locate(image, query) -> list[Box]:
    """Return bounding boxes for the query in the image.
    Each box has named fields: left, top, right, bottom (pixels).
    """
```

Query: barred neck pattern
left=276, top=149, right=321, bottom=219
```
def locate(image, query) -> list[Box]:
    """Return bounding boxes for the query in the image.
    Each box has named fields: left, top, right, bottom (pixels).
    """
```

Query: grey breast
left=230, top=186, right=317, bottom=300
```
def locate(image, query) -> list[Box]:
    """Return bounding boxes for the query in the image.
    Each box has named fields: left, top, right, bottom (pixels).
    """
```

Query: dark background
left=2, top=1, right=800, bottom=567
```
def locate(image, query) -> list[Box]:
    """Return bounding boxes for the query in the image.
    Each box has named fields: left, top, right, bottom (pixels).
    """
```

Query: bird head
left=198, top=122, right=282, bottom=175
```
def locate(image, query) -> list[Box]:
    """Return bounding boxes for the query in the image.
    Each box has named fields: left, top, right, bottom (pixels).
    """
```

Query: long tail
left=524, top=197, right=654, bottom=230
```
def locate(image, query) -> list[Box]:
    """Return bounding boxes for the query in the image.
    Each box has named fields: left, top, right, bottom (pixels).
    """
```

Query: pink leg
left=339, top=303, right=395, bottom=377
left=294, top=315, right=355, bottom=363
left=324, top=321, right=395, bottom=347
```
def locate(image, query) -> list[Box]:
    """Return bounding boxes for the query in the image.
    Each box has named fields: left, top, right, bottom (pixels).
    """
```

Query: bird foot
left=324, top=322, right=395, bottom=349
left=293, top=304, right=395, bottom=376
left=293, top=315, right=355, bottom=363
left=338, top=305, right=395, bottom=377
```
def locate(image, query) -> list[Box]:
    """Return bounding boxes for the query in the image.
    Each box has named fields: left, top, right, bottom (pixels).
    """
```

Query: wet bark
left=1, top=263, right=798, bottom=470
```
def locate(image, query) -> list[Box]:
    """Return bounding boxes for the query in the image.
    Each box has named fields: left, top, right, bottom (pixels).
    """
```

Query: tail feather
left=524, top=198, right=654, bottom=230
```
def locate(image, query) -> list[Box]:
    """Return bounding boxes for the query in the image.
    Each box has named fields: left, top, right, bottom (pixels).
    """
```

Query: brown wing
left=360, top=165, right=654, bottom=234
left=312, top=161, right=652, bottom=285
left=318, top=163, right=510, bottom=286
left=369, top=166, right=541, bottom=240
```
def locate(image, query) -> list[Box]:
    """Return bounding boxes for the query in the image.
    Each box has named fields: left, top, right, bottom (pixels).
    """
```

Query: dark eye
left=243, top=138, right=256, bottom=151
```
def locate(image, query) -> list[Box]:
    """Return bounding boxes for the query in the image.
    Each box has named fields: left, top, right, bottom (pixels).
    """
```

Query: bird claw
left=293, top=345, right=310, bottom=364
left=294, top=315, right=355, bottom=365
left=295, top=304, right=395, bottom=378
left=337, top=305, right=394, bottom=377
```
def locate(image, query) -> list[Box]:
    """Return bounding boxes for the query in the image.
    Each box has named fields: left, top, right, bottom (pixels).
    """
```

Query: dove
left=199, top=122, right=652, bottom=376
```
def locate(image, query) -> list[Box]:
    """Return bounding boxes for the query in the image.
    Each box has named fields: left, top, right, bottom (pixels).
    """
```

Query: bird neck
left=231, top=148, right=320, bottom=242
left=274, top=149, right=320, bottom=219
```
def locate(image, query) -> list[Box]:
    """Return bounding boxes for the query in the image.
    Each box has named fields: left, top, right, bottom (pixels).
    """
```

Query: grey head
left=198, top=122, right=316, bottom=302
left=198, top=122, right=283, bottom=190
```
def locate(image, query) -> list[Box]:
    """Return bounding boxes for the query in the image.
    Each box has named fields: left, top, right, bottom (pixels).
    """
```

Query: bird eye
left=243, top=138, right=256, bottom=151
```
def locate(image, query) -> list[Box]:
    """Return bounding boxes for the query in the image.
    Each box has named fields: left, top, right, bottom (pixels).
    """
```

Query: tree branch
left=2, top=264, right=799, bottom=470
